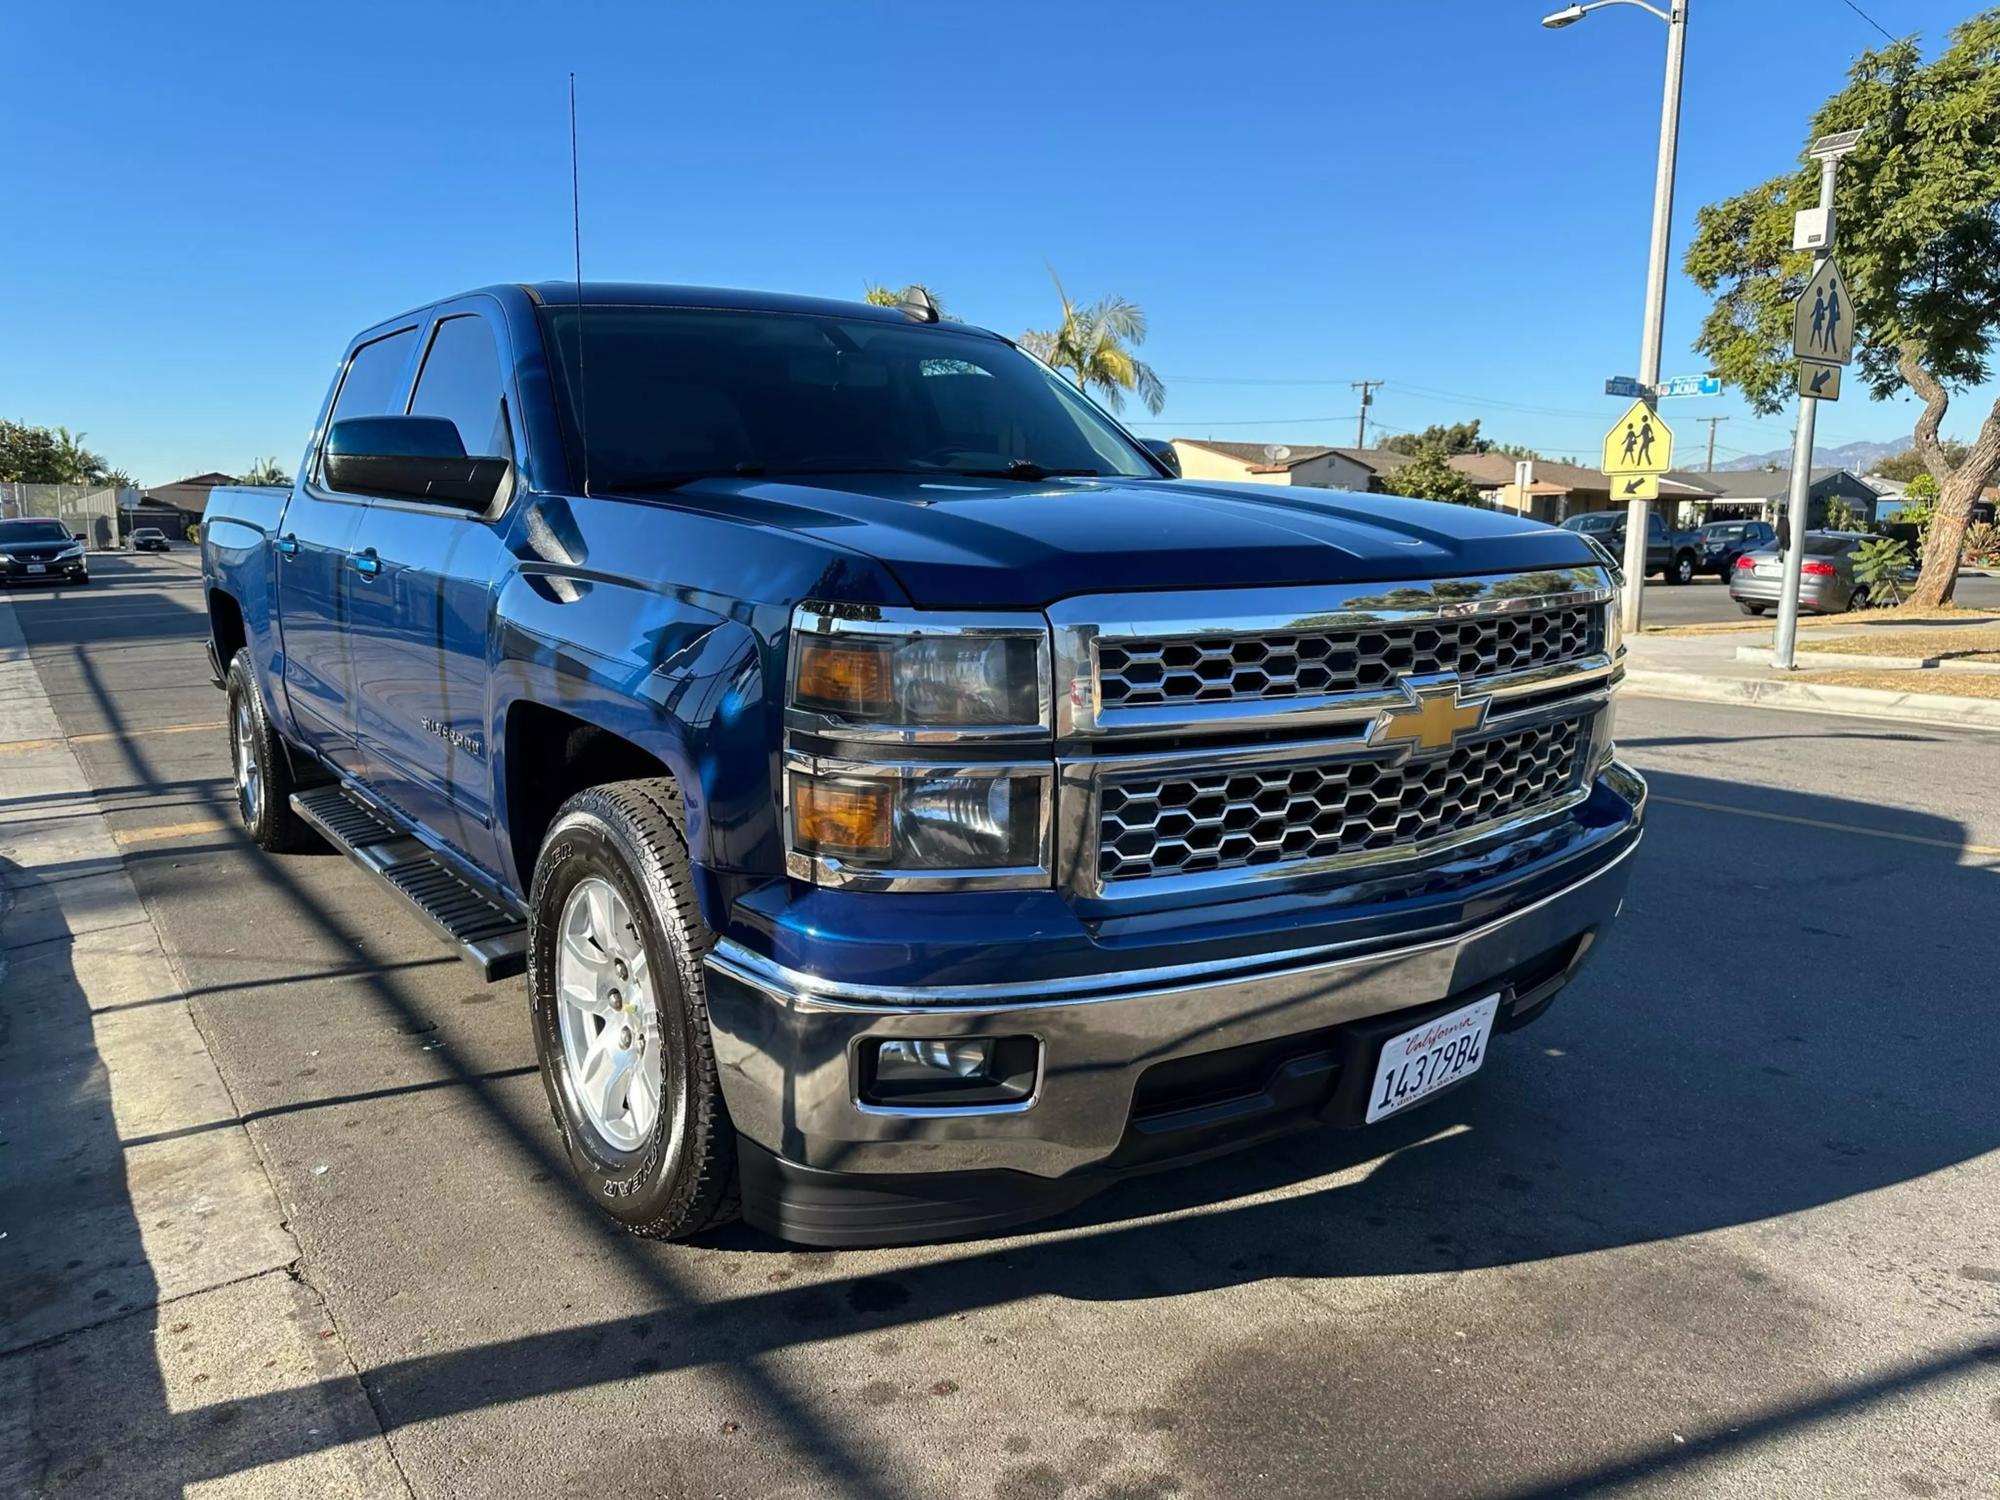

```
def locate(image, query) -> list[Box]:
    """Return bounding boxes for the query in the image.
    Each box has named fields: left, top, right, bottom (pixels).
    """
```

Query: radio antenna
left=568, top=72, right=591, bottom=496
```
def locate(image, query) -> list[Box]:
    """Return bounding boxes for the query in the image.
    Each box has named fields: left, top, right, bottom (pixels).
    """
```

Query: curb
left=1623, top=667, right=2000, bottom=733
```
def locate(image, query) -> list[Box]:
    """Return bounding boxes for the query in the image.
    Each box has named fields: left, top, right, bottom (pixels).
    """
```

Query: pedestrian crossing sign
left=1792, top=258, right=1854, bottom=365
left=1601, top=400, right=1673, bottom=477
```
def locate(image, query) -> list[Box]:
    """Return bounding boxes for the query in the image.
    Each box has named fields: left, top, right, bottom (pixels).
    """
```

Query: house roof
left=1696, top=467, right=1852, bottom=501
left=1171, top=438, right=1343, bottom=472
left=1326, top=447, right=1416, bottom=474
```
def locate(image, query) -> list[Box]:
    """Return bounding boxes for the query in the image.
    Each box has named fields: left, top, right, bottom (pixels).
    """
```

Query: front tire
left=528, top=779, right=739, bottom=1241
left=225, top=649, right=312, bottom=852
left=1668, top=552, right=1695, bottom=585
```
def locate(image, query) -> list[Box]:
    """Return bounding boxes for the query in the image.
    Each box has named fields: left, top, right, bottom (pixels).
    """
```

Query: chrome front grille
left=1095, top=604, right=1597, bottom=711
left=1096, top=717, right=1591, bottom=884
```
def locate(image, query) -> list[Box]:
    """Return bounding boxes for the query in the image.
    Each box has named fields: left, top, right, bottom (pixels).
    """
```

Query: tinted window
left=538, top=306, right=1156, bottom=487
left=1647, top=513, right=1666, bottom=538
left=1804, top=535, right=1850, bottom=556
left=1564, top=514, right=1620, bottom=533
left=408, top=315, right=513, bottom=461
left=0, top=520, right=70, bottom=543
left=328, top=328, right=418, bottom=428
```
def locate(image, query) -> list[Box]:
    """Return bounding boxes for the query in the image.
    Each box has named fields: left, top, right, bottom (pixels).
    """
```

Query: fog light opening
left=859, top=1035, right=1040, bottom=1110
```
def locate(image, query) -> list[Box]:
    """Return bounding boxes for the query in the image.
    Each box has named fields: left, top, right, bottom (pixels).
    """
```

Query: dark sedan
left=0, top=517, right=90, bottom=585
left=131, top=527, right=172, bottom=552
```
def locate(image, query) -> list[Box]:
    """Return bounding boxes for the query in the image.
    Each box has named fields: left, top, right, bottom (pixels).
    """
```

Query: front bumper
left=704, top=765, right=1644, bottom=1244
left=0, top=557, right=88, bottom=584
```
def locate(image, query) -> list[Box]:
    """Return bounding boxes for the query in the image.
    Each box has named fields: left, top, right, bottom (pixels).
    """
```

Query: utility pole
left=1773, top=128, right=1864, bottom=670
left=1350, top=381, right=1383, bottom=449
left=1544, top=0, right=1690, bottom=637
left=1699, top=415, right=1728, bottom=471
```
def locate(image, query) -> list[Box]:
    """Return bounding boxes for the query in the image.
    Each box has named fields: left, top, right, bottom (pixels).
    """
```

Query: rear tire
left=1668, top=552, right=1695, bottom=585
left=1847, top=587, right=1871, bottom=612
left=225, top=649, right=313, bottom=852
left=528, top=779, right=739, bottom=1241
left=1739, top=603, right=1769, bottom=616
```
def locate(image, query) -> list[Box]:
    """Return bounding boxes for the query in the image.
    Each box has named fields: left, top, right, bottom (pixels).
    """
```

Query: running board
left=290, top=785, right=528, bottom=981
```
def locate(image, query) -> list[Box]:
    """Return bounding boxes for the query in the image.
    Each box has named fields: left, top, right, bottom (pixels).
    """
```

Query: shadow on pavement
left=59, top=761, right=1999, bottom=1495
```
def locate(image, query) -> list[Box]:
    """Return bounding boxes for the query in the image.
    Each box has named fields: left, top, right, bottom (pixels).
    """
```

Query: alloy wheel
left=233, top=693, right=261, bottom=826
left=554, top=875, right=664, bottom=1153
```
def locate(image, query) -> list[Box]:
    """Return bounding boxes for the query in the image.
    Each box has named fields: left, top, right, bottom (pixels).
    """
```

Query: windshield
left=538, top=305, right=1160, bottom=489
left=0, top=520, right=72, bottom=544
left=1562, top=514, right=1621, bottom=534
left=1704, top=524, right=1748, bottom=539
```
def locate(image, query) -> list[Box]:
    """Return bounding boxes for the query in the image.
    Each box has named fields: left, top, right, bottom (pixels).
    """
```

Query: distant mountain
left=1711, top=437, right=1911, bottom=474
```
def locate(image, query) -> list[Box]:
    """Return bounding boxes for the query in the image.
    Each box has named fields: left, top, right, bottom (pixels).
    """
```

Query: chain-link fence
left=0, top=482, right=131, bottom=549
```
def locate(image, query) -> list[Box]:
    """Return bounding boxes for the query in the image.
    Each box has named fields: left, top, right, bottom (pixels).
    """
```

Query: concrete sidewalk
left=1623, top=629, right=2000, bottom=732
left=0, top=591, right=407, bottom=1498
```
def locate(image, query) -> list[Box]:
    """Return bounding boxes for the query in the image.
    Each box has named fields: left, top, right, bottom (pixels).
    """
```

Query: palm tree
left=1018, top=269, right=1165, bottom=416
left=239, top=457, right=291, bottom=486
left=49, top=427, right=108, bottom=485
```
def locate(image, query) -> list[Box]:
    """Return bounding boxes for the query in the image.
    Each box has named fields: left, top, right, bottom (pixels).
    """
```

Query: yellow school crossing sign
left=1602, top=400, right=1673, bottom=479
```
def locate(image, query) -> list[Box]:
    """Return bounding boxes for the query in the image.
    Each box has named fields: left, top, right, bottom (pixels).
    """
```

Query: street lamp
left=1544, top=0, right=1687, bottom=636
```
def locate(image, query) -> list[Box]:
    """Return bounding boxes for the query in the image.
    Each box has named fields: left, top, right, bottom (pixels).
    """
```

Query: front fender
left=490, top=570, right=784, bottom=919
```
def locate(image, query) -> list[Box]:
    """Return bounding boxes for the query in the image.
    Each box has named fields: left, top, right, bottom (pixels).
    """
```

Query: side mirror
left=1140, top=437, right=1181, bottom=478
left=323, top=416, right=509, bottom=511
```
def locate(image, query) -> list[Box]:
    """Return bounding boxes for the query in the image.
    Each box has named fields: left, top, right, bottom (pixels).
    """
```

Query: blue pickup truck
left=202, top=283, right=1644, bottom=1245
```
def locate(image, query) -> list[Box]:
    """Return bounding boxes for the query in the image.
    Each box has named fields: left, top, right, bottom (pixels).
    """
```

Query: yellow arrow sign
left=1797, top=359, right=1842, bottom=401
left=1613, top=473, right=1660, bottom=500
left=1602, top=400, right=1673, bottom=476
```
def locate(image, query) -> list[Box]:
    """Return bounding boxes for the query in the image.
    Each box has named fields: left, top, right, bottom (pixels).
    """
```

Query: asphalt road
left=1633, top=569, right=2000, bottom=628
left=6, top=552, right=1998, bottom=1499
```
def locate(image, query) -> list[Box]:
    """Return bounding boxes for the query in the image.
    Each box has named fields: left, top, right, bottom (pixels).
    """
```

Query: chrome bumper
left=703, top=799, right=1642, bottom=1180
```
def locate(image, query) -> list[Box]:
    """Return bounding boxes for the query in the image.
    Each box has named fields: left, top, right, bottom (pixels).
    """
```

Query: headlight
left=790, top=611, right=1047, bottom=735
left=57, top=543, right=84, bottom=560
left=785, top=604, right=1055, bottom=888
left=1602, top=590, right=1623, bottom=660
left=785, top=760, right=1050, bottom=887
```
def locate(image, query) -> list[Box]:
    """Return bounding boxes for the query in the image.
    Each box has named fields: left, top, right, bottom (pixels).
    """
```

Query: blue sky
left=2, top=0, right=1991, bottom=486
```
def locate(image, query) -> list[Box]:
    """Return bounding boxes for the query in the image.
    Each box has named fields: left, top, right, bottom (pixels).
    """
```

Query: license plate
left=26, top=564, right=46, bottom=574
left=1755, top=562, right=1780, bottom=577
left=1365, top=995, right=1500, bottom=1124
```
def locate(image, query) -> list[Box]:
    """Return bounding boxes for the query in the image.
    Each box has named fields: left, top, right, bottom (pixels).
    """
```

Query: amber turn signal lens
left=794, top=637, right=894, bottom=716
left=792, top=777, right=893, bottom=857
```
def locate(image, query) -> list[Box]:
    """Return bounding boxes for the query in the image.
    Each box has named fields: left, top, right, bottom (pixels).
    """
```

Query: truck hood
left=662, top=473, right=1601, bottom=608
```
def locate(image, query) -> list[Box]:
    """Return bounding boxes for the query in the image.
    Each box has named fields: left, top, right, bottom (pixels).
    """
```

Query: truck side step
left=290, top=785, right=528, bottom=981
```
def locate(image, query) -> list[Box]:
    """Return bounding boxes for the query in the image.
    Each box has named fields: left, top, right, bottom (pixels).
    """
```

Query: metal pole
left=1619, top=0, right=1687, bottom=636
left=1772, top=153, right=1840, bottom=671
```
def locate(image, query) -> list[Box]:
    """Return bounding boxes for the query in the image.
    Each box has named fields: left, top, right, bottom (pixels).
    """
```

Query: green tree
left=1383, top=420, right=1492, bottom=457
left=862, top=282, right=950, bottom=318
left=0, top=420, right=61, bottom=482
left=1018, top=269, right=1165, bottom=416
left=1870, top=441, right=1964, bottom=483
left=239, top=457, right=291, bottom=486
left=1683, top=11, right=2000, bottom=606
left=1380, top=447, right=1480, bottom=506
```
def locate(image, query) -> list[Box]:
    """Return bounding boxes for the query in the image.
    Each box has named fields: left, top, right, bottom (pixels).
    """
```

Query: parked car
left=1695, top=519, right=1775, bottom=579
left=1559, top=509, right=1705, bottom=585
left=202, top=282, right=1644, bottom=1246
left=1728, top=531, right=1895, bottom=615
left=0, top=516, right=90, bottom=586
left=131, top=527, right=171, bottom=552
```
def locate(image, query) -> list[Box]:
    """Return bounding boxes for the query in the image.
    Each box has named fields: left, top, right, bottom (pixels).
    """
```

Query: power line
left=1833, top=0, right=1897, bottom=44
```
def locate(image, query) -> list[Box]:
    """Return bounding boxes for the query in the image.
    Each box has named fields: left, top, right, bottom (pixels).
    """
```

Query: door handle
left=351, top=550, right=382, bottom=580
left=276, top=534, right=299, bottom=560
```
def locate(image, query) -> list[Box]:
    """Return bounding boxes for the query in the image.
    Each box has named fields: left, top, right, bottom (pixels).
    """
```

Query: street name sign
left=1792, top=259, right=1855, bottom=365
left=1796, top=359, right=1842, bottom=401
left=1657, top=374, right=1721, bottom=398
left=1601, top=400, right=1674, bottom=477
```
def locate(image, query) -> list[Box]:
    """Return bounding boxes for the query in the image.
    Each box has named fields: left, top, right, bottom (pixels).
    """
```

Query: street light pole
left=1544, top=0, right=1688, bottom=637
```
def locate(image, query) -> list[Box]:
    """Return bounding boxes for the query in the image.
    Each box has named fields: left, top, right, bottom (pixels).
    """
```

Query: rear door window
left=407, top=315, right=513, bottom=462
left=328, top=329, right=418, bottom=426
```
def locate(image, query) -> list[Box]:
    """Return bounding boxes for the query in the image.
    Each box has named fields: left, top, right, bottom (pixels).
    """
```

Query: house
left=131, top=471, right=237, bottom=540
left=1692, top=468, right=1880, bottom=528
left=1449, top=455, right=1723, bottom=526
left=1170, top=440, right=1379, bottom=492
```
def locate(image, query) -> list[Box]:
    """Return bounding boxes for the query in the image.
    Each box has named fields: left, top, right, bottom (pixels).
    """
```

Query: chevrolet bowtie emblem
left=1365, top=678, right=1491, bottom=756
